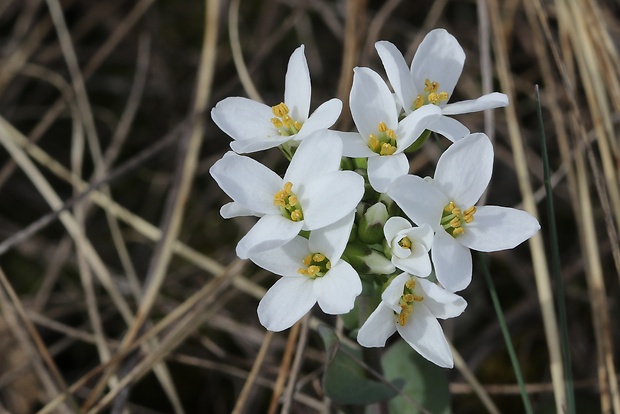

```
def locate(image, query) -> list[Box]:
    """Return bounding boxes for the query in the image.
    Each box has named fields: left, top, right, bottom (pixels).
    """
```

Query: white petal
left=434, top=133, right=493, bottom=207
left=431, top=230, right=472, bottom=292
left=427, top=116, right=470, bottom=142
left=367, top=153, right=409, bottom=194
left=381, top=272, right=410, bottom=311
left=350, top=67, right=398, bottom=138
left=357, top=302, right=397, bottom=347
left=396, top=304, right=454, bottom=368
left=229, top=137, right=291, bottom=153
left=458, top=206, right=540, bottom=252
left=258, top=277, right=316, bottom=332
left=295, top=99, right=342, bottom=140
left=220, top=202, right=256, bottom=218
left=384, top=216, right=413, bottom=247
left=209, top=152, right=282, bottom=215
left=411, top=29, right=465, bottom=100
left=249, top=236, right=310, bottom=277
left=284, top=45, right=311, bottom=121
left=236, top=215, right=303, bottom=259
left=442, top=92, right=509, bottom=115
left=396, top=105, right=443, bottom=150
left=335, top=131, right=376, bottom=158
left=388, top=175, right=448, bottom=231
left=393, top=243, right=432, bottom=277
left=405, top=223, right=434, bottom=251
left=416, top=278, right=467, bottom=319
left=212, top=97, right=284, bottom=153
left=299, top=171, right=364, bottom=230
left=375, top=41, right=417, bottom=114
left=313, top=261, right=361, bottom=314
left=309, top=211, right=355, bottom=260
left=285, top=131, right=342, bottom=185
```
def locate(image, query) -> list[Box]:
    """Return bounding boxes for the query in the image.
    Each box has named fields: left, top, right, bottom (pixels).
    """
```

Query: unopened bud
left=343, top=242, right=396, bottom=275
left=358, top=202, right=389, bottom=244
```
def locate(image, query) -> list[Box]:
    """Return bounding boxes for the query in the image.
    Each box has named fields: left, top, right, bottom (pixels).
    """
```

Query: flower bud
left=343, top=242, right=396, bottom=275
left=357, top=202, right=389, bottom=244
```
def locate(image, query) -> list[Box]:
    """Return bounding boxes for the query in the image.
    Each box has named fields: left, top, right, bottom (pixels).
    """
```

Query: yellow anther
left=298, top=268, right=308, bottom=275
left=405, top=278, right=416, bottom=289
left=398, top=237, right=412, bottom=250
left=326, top=261, right=331, bottom=270
left=414, top=95, right=424, bottom=109
left=424, top=79, right=432, bottom=92
left=272, top=102, right=289, bottom=117
left=302, top=254, right=313, bottom=266
left=294, top=121, right=302, bottom=130
left=403, top=293, right=415, bottom=302
left=378, top=121, right=388, bottom=132
left=290, top=210, right=303, bottom=221
left=288, top=195, right=298, bottom=207
left=453, top=227, right=464, bottom=236
left=428, top=92, right=439, bottom=104
left=271, top=117, right=283, bottom=128
left=386, top=129, right=397, bottom=139
left=464, top=206, right=476, bottom=215
left=444, top=201, right=456, bottom=212
left=283, top=182, right=293, bottom=194
left=313, top=253, right=326, bottom=262
left=438, top=91, right=449, bottom=102
left=273, top=192, right=286, bottom=207
left=451, top=207, right=461, bottom=216
left=412, top=294, right=424, bottom=302
left=307, top=265, right=320, bottom=277
left=380, top=143, right=397, bottom=156
left=449, top=217, right=462, bottom=228
left=368, top=134, right=380, bottom=152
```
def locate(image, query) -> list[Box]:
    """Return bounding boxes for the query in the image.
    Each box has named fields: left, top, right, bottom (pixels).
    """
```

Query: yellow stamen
left=302, top=254, right=313, bottom=266
left=438, top=91, right=449, bottom=101
left=444, top=201, right=456, bottom=212
left=290, top=210, right=303, bottom=221
left=405, top=278, right=416, bottom=290
left=453, top=227, right=464, bottom=236
left=271, top=117, right=283, bottom=128
left=428, top=92, right=439, bottom=104
left=272, top=102, right=289, bottom=118
left=313, top=253, right=326, bottom=262
left=378, top=121, right=388, bottom=132
left=398, top=237, right=412, bottom=250
left=414, top=95, right=424, bottom=109
left=386, top=129, right=397, bottom=139
left=368, top=134, right=380, bottom=152
left=380, top=143, right=397, bottom=156
left=288, top=195, right=298, bottom=206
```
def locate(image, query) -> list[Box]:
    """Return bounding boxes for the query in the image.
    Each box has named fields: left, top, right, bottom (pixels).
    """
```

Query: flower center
left=412, top=79, right=449, bottom=110
left=396, top=277, right=424, bottom=326
left=367, top=121, right=398, bottom=156
left=440, top=201, right=476, bottom=237
left=398, top=236, right=412, bottom=250
left=273, top=181, right=304, bottom=221
left=298, top=252, right=331, bottom=278
left=271, top=102, right=303, bottom=136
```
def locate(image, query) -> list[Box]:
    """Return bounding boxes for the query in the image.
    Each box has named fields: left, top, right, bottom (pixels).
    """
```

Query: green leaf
left=381, top=341, right=451, bottom=414
left=317, top=325, right=400, bottom=405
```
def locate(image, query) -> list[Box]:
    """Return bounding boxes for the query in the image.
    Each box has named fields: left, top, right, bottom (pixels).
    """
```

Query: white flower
left=209, top=131, right=364, bottom=259
left=339, top=67, right=442, bottom=193
left=211, top=45, right=342, bottom=154
left=357, top=272, right=467, bottom=368
left=375, top=29, right=509, bottom=141
left=250, top=213, right=361, bottom=331
left=384, top=217, right=433, bottom=277
left=387, top=133, right=540, bottom=292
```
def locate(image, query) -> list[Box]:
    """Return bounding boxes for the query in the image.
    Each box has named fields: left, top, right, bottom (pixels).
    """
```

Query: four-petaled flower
left=211, top=45, right=342, bottom=154
left=357, top=272, right=467, bottom=368
left=375, top=29, right=509, bottom=141
left=339, top=67, right=442, bottom=193
left=209, top=132, right=364, bottom=259
left=384, top=217, right=434, bottom=277
left=249, top=213, right=361, bottom=331
left=387, top=133, right=540, bottom=292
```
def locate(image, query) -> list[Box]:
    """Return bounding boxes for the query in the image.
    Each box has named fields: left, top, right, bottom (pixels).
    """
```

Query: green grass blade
left=535, top=85, right=576, bottom=414
left=478, top=252, right=533, bottom=414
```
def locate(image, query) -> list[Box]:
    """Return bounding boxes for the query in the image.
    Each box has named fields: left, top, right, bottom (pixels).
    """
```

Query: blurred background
left=0, top=0, right=618, bottom=412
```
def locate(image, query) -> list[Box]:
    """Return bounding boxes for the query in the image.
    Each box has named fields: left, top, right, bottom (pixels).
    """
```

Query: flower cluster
left=209, top=29, right=540, bottom=368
